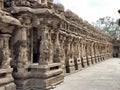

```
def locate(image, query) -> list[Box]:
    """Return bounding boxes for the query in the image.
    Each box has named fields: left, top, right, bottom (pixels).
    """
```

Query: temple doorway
left=30, top=27, right=41, bottom=63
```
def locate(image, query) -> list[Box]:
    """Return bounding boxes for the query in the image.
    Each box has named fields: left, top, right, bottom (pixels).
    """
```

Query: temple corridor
left=52, top=58, right=120, bottom=90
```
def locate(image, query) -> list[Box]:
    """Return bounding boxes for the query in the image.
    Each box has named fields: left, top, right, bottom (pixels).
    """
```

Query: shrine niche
left=0, top=0, right=114, bottom=90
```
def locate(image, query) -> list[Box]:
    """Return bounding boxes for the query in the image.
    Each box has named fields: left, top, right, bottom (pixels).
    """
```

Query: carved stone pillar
left=86, top=41, right=92, bottom=66
left=59, top=34, right=66, bottom=70
left=53, top=31, right=62, bottom=63
left=12, top=13, right=30, bottom=68
left=95, top=42, right=99, bottom=63
left=99, top=44, right=103, bottom=61
left=91, top=42, right=94, bottom=56
left=81, top=40, right=84, bottom=57
left=103, top=44, right=106, bottom=60
left=91, top=42, right=96, bottom=64
left=81, top=40, right=88, bottom=67
left=100, top=44, right=104, bottom=60
left=13, top=27, right=29, bottom=68
left=73, top=38, right=78, bottom=60
left=78, top=39, right=82, bottom=58
left=85, top=42, right=90, bottom=66
left=0, top=34, right=16, bottom=90
left=48, top=30, right=53, bottom=63
left=71, top=39, right=74, bottom=59
left=94, top=43, right=97, bottom=62
left=39, top=26, right=49, bottom=65
left=97, top=44, right=101, bottom=62
left=65, top=36, right=75, bottom=73
left=105, top=45, right=107, bottom=59
left=65, top=36, right=72, bottom=61
left=0, top=34, right=11, bottom=68
left=74, top=38, right=82, bottom=70
left=65, top=36, right=71, bottom=73
left=12, top=26, right=31, bottom=90
left=85, top=42, right=88, bottom=57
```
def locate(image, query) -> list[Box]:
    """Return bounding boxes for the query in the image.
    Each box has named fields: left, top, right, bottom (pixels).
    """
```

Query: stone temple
left=0, top=0, right=113, bottom=90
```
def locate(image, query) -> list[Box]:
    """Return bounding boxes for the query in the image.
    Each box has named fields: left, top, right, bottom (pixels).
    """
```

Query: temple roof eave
left=0, top=15, right=22, bottom=26
left=11, top=6, right=53, bottom=15
left=0, top=10, right=22, bottom=26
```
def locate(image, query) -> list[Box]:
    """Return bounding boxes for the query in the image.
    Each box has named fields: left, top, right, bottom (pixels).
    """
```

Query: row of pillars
left=0, top=25, right=112, bottom=72
left=30, top=26, right=112, bottom=74
left=51, top=30, right=112, bottom=73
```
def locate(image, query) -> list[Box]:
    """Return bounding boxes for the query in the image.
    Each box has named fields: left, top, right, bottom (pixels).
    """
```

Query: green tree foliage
left=92, top=16, right=120, bottom=39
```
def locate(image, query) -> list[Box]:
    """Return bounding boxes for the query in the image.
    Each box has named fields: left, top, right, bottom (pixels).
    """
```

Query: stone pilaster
left=59, top=33, right=66, bottom=70
left=38, top=26, right=49, bottom=65
left=74, top=38, right=82, bottom=70
left=65, top=36, right=75, bottom=73
left=0, top=34, right=11, bottom=68
left=13, top=27, right=29, bottom=68
left=0, top=34, right=16, bottom=90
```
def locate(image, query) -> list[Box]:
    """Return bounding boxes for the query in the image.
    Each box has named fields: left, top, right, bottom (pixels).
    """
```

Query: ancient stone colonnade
left=0, top=0, right=113, bottom=90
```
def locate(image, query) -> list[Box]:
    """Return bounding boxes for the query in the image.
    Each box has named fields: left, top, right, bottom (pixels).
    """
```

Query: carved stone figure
left=39, top=39, right=49, bottom=64
left=0, top=47, right=11, bottom=68
left=13, top=41, right=29, bottom=67
left=48, top=33, right=53, bottom=63
left=39, top=27, right=49, bottom=65
left=18, top=41, right=28, bottom=65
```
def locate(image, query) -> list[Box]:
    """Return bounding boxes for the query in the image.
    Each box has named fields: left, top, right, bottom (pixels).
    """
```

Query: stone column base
left=74, top=58, right=82, bottom=70
left=95, top=55, right=99, bottom=63
left=0, top=83, right=16, bottom=90
left=63, top=68, right=66, bottom=75
left=87, top=56, right=92, bottom=66
left=66, top=66, right=76, bottom=73
left=97, top=55, right=100, bottom=62
left=66, top=59, right=75, bottom=73
left=82, top=57, right=88, bottom=68
left=100, top=55, right=103, bottom=61
left=77, top=64, right=82, bottom=70
left=102, top=55, right=105, bottom=60
left=91, top=56, right=96, bottom=64
left=0, top=68, right=16, bottom=90
left=13, top=63, right=64, bottom=90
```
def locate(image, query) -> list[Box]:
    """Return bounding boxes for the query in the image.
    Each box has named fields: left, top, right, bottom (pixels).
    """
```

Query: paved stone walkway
left=52, top=58, right=120, bottom=90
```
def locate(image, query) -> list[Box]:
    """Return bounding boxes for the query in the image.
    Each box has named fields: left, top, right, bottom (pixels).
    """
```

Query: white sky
left=54, top=0, right=120, bottom=23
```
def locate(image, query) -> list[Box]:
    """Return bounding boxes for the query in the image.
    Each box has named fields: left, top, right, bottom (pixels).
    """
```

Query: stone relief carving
left=0, top=47, right=11, bottom=68
left=13, top=40, right=29, bottom=67
left=48, top=32, right=53, bottom=63
left=52, top=31, right=64, bottom=63
left=59, top=34, right=66, bottom=67
left=39, top=26, right=49, bottom=65
left=39, top=38, right=49, bottom=64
